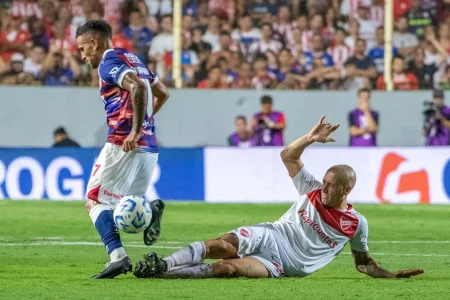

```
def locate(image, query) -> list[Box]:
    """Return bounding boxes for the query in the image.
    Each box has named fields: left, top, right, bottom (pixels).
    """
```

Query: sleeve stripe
left=117, top=69, right=137, bottom=88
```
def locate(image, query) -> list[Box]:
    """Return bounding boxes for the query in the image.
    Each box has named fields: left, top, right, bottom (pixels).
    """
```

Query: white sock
left=164, top=241, right=206, bottom=271
left=110, top=247, right=127, bottom=262
left=89, top=203, right=127, bottom=262
left=163, top=264, right=213, bottom=279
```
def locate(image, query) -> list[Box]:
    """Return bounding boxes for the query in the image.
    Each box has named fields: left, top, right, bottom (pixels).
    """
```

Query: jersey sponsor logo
left=376, top=152, right=430, bottom=203
left=340, top=217, right=353, bottom=231
left=136, top=66, right=149, bottom=75
left=298, top=209, right=338, bottom=249
left=240, top=228, right=252, bottom=238
left=109, top=65, right=125, bottom=79
left=124, top=52, right=141, bottom=64
left=103, top=189, right=124, bottom=200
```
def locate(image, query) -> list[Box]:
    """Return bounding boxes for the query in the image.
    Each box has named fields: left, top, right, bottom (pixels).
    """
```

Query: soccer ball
left=113, top=196, right=152, bottom=234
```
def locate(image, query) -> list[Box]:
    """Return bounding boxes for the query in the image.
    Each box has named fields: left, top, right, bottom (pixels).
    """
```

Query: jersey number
left=92, top=164, right=101, bottom=177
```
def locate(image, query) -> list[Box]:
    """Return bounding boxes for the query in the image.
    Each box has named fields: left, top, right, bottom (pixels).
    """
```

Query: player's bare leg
left=161, top=257, right=270, bottom=279
left=86, top=199, right=132, bottom=279
left=133, top=233, right=239, bottom=278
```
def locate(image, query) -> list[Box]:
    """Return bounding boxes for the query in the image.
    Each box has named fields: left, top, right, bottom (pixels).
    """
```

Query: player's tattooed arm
left=122, top=72, right=147, bottom=133
left=352, top=250, right=424, bottom=278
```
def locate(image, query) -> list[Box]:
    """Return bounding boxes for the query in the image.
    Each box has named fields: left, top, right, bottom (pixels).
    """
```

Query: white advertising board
left=205, top=147, right=450, bottom=204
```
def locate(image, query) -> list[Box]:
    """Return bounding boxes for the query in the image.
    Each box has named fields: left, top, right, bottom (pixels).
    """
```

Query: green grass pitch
left=1, top=201, right=449, bottom=300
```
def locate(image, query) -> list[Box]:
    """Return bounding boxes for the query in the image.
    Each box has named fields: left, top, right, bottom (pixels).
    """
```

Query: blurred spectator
left=0, top=53, right=24, bottom=83
left=1, top=0, right=449, bottom=91
left=273, top=5, right=293, bottom=45
left=393, top=16, right=419, bottom=60
left=344, top=19, right=360, bottom=54
left=345, top=38, right=377, bottom=86
left=405, top=0, right=434, bottom=40
left=328, top=27, right=352, bottom=70
left=394, top=0, right=412, bottom=21
left=208, top=0, right=236, bottom=23
left=369, top=0, right=384, bottom=25
left=301, top=14, right=330, bottom=52
left=368, top=27, right=399, bottom=75
left=355, top=3, right=379, bottom=51
left=339, top=0, right=371, bottom=20
left=123, top=9, right=153, bottom=64
left=304, top=33, right=334, bottom=73
left=423, top=89, right=450, bottom=146
left=249, top=23, right=282, bottom=56
left=234, top=62, right=253, bottom=89
left=251, top=54, right=276, bottom=89
left=111, top=16, right=134, bottom=52
left=197, top=65, right=229, bottom=89
left=40, top=48, right=80, bottom=86
left=227, top=115, right=253, bottom=147
left=202, top=15, right=220, bottom=52
left=231, top=14, right=261, bottom=56
left=409, top=47, right=437, bottom=89
left=27, top=16, right=49, bottom=51
left=272, top=48, right=304, bottom=83
left=146, top=0, right=172, bottom=17
left=148, top=14, right=173, bottom=77
left=250, top=95, right=286, bottom=146
left=23, top=43, right=45, bottom=78
left=376, top=55, right=419, bottom=90
left=0, top=15, right=31, bottom=63
left=52, top=126, right=80, bottom=147
left=348, top=88, right=379, bottom=147
left=249, top=0, right=276, bottom=27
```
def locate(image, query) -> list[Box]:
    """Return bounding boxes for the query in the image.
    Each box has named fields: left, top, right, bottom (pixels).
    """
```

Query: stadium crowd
left=1, top=0, right=450, bottom=90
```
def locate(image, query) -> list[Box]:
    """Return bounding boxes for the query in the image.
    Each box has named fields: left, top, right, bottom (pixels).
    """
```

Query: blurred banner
left=0, top=148, right=204, bottom=201
left=204, top=147, right=450, bottom=204
left=1, top=147, right=450, bottom=204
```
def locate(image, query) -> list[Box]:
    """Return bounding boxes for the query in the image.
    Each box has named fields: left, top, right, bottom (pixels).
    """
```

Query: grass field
left=1, top=201, right=450, bottom=300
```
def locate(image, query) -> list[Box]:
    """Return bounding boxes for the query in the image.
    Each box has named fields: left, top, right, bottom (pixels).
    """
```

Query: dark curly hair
left=76, top=20, right=112, bottom=39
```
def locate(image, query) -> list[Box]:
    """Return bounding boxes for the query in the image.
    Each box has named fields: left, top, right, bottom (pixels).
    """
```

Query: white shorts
left=228, top=223, right=286, bottom=278
left=86, top=143, right=158, bottom=208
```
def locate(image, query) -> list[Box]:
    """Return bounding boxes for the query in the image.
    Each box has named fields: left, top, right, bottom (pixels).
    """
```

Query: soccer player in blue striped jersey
left=76, top=20, right=169, bottom=279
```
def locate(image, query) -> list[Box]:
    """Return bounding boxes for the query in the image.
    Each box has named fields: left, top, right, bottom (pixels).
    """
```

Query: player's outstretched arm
left=151, top=81, right=169, bottom=116
left=352, top=250, right=424, bottom=278
left=280, top=116, right=339, bottom=177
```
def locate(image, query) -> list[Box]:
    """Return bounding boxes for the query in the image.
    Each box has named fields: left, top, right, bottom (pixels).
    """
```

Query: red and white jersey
left=11, top=0, right=42, bottom=18
left=273, top=167, right=369, bottom=277
left=249, top=39, right=283, bottom=55
left=328, top=44, right=352, bottom=69
left=370, top=6, right=384, bottom=24
left=340, top=0, right=371, bottom=18
left=251, top=72, right=277, bottom=90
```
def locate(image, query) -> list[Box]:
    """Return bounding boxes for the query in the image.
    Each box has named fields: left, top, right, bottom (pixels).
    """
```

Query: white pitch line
left=1, top=241, right=450, bottom=257
left=369, top=241, right=450, bottom=244
left=342, top=252, right=450, bottom=257
left=0, top=241, right=180, bottom=249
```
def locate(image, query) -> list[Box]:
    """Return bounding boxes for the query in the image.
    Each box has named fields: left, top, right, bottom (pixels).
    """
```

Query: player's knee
left=219, top=233, right=239, bottom=250
left=212, top=261, right=239, bottom=278
left=85, top=199, right=97, bottom=214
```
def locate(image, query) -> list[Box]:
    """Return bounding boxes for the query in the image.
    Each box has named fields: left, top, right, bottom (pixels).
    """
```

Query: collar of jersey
left=103, top=48, right=115, bottom=59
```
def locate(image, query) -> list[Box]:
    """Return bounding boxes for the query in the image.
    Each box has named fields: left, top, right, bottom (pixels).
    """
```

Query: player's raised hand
left=392, top=269, right=424, bottom=278
left=307, top=115, right=340, bottom=143
left=123, top=132, right=140, bottom=152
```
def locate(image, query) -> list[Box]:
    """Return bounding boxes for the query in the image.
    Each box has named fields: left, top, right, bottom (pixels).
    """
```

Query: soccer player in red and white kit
left=134, top=116, right=424, bottom=279
left=75, top=20, right=169, bottom=279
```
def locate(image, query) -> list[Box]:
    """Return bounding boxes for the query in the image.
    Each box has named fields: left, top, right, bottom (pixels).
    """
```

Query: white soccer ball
left=113, top=195, right=152, bottom=234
